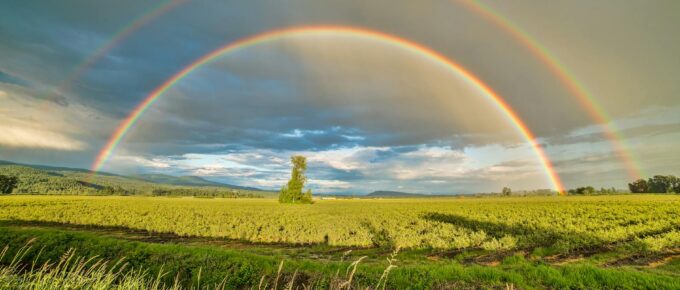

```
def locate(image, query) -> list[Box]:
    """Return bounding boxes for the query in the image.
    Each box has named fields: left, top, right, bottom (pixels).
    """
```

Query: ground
left=0, top=194, right=678, bottom=289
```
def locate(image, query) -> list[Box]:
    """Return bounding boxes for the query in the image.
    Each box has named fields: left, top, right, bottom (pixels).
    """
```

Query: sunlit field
left=1, top=195, right=678, bottom=288
left=1, top=195, right=678, bottom=251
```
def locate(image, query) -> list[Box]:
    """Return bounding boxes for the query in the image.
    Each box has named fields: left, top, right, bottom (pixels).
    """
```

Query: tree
left=580, top=186, right=595, bottom=195
left=279, top=155, right=313, bottom=204
left=567, top=186, right=596, bottom=195
left=501, top=187, right=512, bottom=196
left=647, top=175, right=678, bottom=193
left=0, top=175, right=18, bottom=194
left=628, top=179, right=648, bottom=193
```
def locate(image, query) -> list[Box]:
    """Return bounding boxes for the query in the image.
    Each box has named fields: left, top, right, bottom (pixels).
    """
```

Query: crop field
left=1, top=194, right=679, bottom=289
left=1, top=195, right=678, bottom=252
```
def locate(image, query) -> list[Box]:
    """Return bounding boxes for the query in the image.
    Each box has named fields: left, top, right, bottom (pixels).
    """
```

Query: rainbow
left=457, top=0, right=643, bottom=180
left=91, top=25, right=566, bottom=192
left=42, top=0, right=185, bottom=106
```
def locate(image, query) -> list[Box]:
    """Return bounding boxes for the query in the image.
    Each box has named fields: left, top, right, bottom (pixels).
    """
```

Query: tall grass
left=0, top=241, right=179, bottom=289
left=0, top=241, right=392, bottom=290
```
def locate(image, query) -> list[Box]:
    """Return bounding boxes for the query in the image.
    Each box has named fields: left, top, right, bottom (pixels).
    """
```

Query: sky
left=0, top=0, right=679, bottom=194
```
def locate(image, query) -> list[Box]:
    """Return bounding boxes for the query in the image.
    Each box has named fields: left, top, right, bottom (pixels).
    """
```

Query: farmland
left=1, top=195, right=678, bottom=251
left=0, top=195, right=679, bottom=288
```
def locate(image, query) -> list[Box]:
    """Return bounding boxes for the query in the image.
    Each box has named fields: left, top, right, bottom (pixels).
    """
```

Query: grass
left=0, top=194, right=678, bottom=288
left=1, top=195, right=678, bottom=252
left=0, top=226, right=678, bottom=289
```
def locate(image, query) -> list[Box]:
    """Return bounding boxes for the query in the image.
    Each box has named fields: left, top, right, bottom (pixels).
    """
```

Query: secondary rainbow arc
left=41, top=0, right=185, bottom=107
left=91, top=25, right=566, bottom=192
left=458, top=0, right=643, bottom=180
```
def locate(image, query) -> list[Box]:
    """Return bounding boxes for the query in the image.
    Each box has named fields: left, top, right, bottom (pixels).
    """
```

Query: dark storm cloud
left=3, top=0, right=678, bottom=122
left=0, top=0, right=588, bottom=131
left=551, top=153, right=620, bottom=170
left=490, top=0, right=680, bottom=117
left=545, top=123, right=680, bottom=147
left=0, top=1, right=272, bottom=116
left=0, top=1, right=153, bottom=86
left=0, top=70, right=33, bottom=87
left=307, top=166, right=365, bottom=182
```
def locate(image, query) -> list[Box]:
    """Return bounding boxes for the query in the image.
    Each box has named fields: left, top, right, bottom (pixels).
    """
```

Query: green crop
left=0, top=195, right=677, bottom=254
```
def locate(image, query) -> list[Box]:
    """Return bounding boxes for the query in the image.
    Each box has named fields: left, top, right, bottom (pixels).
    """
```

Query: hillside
left=365, top=190, right=455, bottom=198
left=0, top=165, right=100, bottom=195
left=132, top=174, right=261, bottom=191
left=0, top=160, right=269, bottom=197
left=366, top=190, right=426, bottom=197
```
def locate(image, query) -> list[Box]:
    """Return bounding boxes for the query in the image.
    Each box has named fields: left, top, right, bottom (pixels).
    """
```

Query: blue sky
left=0, top=0, right=679, bottom=193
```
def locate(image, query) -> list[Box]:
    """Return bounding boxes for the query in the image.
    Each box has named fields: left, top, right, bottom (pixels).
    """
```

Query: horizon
left=0, top=159, right=625, bottom=195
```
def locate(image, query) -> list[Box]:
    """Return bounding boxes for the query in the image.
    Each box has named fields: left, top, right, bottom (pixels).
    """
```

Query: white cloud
left=304, top=146, right=390, bottom=171
left=0, top=84, right=113, bottom=152
left=280, top=129, right=326, bottom=138
left=0, top=121, right=86, bottom=150
left=111, top=155, right=171, bottom=169
left=308, top=179, right=352, bottom=189
left=94, top=142, right=557, bottom=193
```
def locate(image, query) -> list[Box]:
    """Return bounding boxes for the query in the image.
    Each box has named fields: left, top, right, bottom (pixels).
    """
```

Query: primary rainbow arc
left=458, top=0, right=643, bottom=180
left=91, top=25, right=566, bottom=192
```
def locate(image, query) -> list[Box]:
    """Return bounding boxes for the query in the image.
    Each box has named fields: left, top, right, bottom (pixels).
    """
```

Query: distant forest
left=0, top=162, right=269, bottom=198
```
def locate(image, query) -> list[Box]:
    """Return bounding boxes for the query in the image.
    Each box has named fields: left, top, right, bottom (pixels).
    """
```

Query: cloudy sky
left=1, top=0, right=678, bottom=193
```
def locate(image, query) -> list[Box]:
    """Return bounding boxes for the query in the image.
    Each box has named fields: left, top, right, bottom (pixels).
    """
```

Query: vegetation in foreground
left=0, top=162, right=679, bottom=288
left=1, top=195, right=678, bottom=252
left=0, top=228, right=678, bottom=289
left=0, top=238, right=388, bottom=290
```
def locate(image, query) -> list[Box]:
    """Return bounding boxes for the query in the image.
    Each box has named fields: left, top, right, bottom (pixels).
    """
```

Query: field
left=1, top=195, right=679, bottom=288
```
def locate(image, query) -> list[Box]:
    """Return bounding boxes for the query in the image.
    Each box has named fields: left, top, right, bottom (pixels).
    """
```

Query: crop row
left=0, top=195, right=678, bottom=253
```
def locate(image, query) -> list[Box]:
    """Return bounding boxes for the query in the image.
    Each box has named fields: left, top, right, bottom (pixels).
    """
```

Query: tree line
left=628, top=175, right=680, bottom=193
left=562, top=174, right=680, bottom=195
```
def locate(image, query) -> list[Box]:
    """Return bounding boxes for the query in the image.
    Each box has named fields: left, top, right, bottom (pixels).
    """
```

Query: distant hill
left=366, top=190, right=426, bottom=197
left=0, top=160, right=122, bottom=176
left=0, top=164, right=100, bottom=195
left=0, top=160, right=267, bottom=197
left=365, top=190, right=455, bottom=198
left=132, top=174, right=262, bottom=191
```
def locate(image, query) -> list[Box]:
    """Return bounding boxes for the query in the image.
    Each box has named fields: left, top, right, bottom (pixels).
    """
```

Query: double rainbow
left=90, top=26, right=566, bottom=192
left=457, top=0, right=642, bottom=180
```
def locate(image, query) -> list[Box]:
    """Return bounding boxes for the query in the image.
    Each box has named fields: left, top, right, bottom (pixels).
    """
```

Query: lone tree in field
left=501, top=187, right=512, bottom=196
left=0, top=174, right=18, bottom=194
left=279, top=155, right=313, bottom=204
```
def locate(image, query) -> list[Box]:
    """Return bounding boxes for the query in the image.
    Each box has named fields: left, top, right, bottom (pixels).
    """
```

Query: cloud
left=0, top=121, right=86, bottom=151
left=0, top=83, right=114, bottom=160
left=113, top=36, right=529, bottom=158
left=102, top=143, right=551, bottom=193
left=0, top=70, right=33, bottom=87
left=0, top=86, right=89, bottom=150
left=544, top=105, right=680, bottom=147
left=110, top=155, right=171, bottom=169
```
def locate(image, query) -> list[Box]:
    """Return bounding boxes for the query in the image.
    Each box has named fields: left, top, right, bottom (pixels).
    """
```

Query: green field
left=0, top=195, right=679, bottom=288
